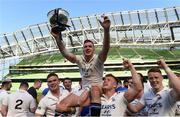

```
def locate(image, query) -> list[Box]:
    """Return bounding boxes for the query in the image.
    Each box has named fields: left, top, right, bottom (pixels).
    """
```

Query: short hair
left=46, top=72, right=59, bottom=80
left=148, top=68, right=162, bottom=74
left=34, top=79, right=42, bottom=83
left=83, top=39, right=94, bottom=46
left=104, top=74, right=119, bottom=85
left=138, top=73, right=147, bottom=83
left=1, top=79, right=12, bottom=87
left=20, top=81, right=29, bottom=88
left=123, top=79, right=129, bottom=84
left=63, top=77, right=72, bottom=83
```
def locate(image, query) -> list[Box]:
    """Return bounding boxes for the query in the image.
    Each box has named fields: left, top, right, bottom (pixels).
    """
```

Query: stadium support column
left=170, top=27, right=175, bottom=41
left=169, top=26, right=176, bottom=51
left=174, top=6, right=179, bottom=21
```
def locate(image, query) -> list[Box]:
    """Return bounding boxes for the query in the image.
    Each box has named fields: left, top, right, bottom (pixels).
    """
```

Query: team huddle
left=0, top=16, right=180, bottom=117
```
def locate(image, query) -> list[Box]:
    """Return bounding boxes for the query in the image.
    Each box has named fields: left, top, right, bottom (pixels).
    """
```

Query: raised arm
left=51, top=32, right=76, bottom=63
left=157, top=59, right=180, bottom=99
left=98, top=16, right=111, bottom=62
left=123, top=59, right=143, bottom=102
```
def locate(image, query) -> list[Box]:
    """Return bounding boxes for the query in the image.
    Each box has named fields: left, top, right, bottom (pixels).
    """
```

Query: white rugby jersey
left=0, top=90, right=9, bottom=109
left=0, top=90, right=9, bottom=117
left=140, top=87, right=177, bottom=116
left=2, top=89, right=36, bottom=117
left=100, top=92, right=128, bottom=116
left=76, top=55, right=104, bottom=88
left=35, top=87, right=69, bottom=116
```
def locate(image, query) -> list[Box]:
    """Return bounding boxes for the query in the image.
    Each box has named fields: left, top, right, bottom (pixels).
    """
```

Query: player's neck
left=104, top=89, right=116, bottom=99
left=51, top=89, right=60, bottom=98
left=153, top=86, right=164, bottom=94
left=84, top=54, right=94, bottom=63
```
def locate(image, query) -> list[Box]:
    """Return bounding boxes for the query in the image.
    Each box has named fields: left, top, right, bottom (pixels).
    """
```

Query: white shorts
left=72, top=83, right=103, bottom=96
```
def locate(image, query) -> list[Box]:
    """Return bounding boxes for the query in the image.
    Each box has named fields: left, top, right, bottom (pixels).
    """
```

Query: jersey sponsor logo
left=82, top=63, right=93, bottom=77
left=101, top=104, right=115, bottom=109
left=147, top=102, right=162, bottom=115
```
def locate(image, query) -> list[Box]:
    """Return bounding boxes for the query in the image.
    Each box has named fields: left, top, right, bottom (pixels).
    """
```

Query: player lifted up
left=51, top=15, right=111, bottom=116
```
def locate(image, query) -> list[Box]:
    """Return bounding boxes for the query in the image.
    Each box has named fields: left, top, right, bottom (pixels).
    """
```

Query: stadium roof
left=0, top=6, right=180, bottom=58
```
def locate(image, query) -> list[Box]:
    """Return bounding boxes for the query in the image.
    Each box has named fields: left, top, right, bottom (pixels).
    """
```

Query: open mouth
left=152, top=83, right=158, bottom=87
left=86, top=50, right=91, bottom=54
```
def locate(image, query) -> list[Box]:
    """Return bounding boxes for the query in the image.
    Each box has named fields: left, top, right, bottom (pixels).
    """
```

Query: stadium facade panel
left=0, top=6, right=180, bottom=58
left=0, top=6, right=180, bottom=80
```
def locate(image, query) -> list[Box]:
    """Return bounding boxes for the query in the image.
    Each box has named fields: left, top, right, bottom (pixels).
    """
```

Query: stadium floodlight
left=47, top=8, right=70, bottom=34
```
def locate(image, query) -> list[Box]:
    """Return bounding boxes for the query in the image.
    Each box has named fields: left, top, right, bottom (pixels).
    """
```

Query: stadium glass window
left=156, top=10, right=166, bottom=23
left=173, top=27, right=180, bottom=41
left=139, top=11, right=148, bottom=24
left=80, top=17, right=91, bottom=29
left=30, top=26, right=42, bottom=38
left=112, top=13, right=123, bottom=26
left=72, top=18, right=83, bottom=30
left=22, top=30, right=33, bottom=41
left=166, top=9, right=178, bottom=22
left=88, top=16, right=100, bottom=29
left=38, top=24, right=50, bottom=37
left=122, top=12, right=131, bottom=25
left=147, top=10, right=157, bottom=24
left=0, top=35, right=9, bottom=48
left=130, top=11, right=139, bottom=25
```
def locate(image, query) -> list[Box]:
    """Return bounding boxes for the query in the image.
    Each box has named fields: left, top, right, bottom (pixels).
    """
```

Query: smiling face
left=83, top=40, right=95, bottom=59
left=47, top=75, right=60, bottom=92
left=148, top=72, right=163, bottom=92
left=63, top=79, right=72, bottom=91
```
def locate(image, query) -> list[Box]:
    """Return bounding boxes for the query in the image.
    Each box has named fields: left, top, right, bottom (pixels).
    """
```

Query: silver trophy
left=47, top=8, right=70, bottom=33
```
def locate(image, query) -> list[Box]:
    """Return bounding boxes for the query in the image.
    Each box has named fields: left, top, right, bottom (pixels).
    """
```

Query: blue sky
left=0, top=0, right=179, bottom=34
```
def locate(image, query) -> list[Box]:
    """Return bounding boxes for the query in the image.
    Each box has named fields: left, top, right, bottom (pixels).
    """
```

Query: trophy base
left=51, top=26, right=66, bottom=34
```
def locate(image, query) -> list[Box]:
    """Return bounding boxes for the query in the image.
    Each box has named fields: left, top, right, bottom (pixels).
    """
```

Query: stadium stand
left=0, top=6, right=180, bottom=83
